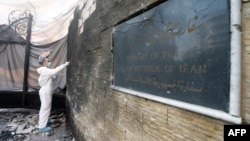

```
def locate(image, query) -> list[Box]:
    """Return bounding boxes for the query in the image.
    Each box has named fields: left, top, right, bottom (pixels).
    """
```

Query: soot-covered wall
left=66, top=0, right=250, bottom=141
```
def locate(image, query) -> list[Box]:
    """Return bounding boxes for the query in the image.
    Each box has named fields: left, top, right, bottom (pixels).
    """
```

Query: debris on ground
left=0, top=108, right=74, bottom=141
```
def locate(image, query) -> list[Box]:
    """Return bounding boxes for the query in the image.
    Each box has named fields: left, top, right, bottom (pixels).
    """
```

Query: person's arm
left=43, top=62, right=70, bottom=77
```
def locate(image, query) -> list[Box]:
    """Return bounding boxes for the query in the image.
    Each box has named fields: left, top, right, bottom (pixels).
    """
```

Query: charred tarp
left=0, top=10, right=66, bottom=110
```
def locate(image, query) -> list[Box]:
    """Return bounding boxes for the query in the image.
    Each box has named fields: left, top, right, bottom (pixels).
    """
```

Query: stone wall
left=66, top=0, right=250, bottom=141
left=242, top=0, right=250, bottom=124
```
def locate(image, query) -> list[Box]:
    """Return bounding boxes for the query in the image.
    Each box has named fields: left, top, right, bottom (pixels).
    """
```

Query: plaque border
left=111, top=0, right=242, bottom=124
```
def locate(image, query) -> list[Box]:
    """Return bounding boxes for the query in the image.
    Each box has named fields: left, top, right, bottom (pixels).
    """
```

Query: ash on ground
left=0, top=108, right=74, bottom=141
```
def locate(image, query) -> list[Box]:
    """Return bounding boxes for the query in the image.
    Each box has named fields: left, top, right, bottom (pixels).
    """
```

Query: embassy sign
left=113, top=0, right=231, bottom=112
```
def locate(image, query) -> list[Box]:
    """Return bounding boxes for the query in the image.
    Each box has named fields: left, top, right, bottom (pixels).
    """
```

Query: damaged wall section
left=67, top=0, right=250, bottom=141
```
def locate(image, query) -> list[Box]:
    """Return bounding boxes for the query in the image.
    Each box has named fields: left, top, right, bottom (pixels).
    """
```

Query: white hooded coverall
left=37, top=63, right=68, bottom=129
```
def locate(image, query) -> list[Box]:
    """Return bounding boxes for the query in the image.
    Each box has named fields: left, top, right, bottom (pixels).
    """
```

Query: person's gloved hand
left=65, top=62, right=70, bottom=66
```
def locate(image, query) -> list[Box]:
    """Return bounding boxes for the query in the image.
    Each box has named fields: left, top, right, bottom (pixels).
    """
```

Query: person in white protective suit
left=37, top=50, right=70, bottom=133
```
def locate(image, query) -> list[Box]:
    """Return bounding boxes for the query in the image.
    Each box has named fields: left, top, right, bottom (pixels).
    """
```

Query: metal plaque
left=113, top=0, right=230, bottom=112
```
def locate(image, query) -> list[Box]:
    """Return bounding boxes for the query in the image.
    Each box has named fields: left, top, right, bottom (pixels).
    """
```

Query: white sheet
left=0, top=0, right=79, bottom=91
left=0, top=0, right=79, bottom=45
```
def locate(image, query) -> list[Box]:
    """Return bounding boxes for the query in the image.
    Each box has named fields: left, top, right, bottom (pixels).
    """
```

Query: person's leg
left=38, top=88, right=52, bottom=131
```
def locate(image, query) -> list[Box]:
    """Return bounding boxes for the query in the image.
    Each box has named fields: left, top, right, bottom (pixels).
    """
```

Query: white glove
left=65, top=62, right=70, bottom=66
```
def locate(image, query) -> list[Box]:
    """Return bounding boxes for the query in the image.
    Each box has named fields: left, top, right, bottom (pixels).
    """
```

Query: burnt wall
left=66, top=0, right=250, bottom=141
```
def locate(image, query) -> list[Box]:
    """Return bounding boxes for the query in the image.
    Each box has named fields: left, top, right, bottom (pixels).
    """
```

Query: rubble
left=0, top=108, right=74, bottom=141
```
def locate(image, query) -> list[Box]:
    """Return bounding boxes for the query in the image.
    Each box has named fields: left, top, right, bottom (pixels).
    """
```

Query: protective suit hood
left=37, top=67, right=45, bottom=74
